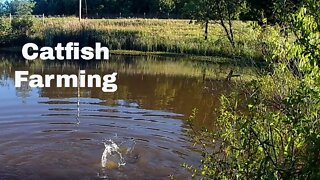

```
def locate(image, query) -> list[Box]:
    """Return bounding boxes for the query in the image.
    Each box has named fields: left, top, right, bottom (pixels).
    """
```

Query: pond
left=0, top=54, right=255, bottom=179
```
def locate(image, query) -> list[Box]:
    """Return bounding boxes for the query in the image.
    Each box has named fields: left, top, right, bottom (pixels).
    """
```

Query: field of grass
left=1, top=17, right=265, bottom=61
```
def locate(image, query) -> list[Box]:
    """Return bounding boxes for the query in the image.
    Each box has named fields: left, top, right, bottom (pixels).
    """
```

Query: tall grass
left=3, top=17, right=264, bottom=60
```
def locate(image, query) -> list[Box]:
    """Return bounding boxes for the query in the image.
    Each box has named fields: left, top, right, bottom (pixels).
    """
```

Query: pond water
left=0, top=54, right=254, bottom=179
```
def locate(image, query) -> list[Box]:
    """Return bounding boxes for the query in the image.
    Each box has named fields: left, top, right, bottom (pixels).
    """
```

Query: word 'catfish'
left=22, top=42, right=109, bottom=60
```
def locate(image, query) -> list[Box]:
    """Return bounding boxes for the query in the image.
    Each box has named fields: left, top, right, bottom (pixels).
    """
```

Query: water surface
left=0, top=54, right=252, bottom=179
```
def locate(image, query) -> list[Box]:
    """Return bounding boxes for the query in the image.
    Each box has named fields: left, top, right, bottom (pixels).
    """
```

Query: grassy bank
left=0, top=17, right=265, bottom=61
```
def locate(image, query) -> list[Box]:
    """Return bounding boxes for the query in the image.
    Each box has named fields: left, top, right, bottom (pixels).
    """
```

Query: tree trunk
left=219, top=19, right=235, bottom=49
left=204, top=20, right=209, bottom=40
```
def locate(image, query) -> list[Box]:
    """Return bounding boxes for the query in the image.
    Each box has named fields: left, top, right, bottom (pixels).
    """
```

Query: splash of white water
left=101, top=137, right=136, bottom=169
left=101, top=140, right=126, bottom=169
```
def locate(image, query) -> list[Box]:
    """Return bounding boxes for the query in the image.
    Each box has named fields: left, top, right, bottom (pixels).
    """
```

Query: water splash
left=101, top=137, right=136, bottom=169
left=101, top=140, right=125, bottom=169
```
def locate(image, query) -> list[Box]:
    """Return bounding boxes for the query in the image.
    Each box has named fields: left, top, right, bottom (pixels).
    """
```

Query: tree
left=1, top=0, right=35, bottom=15
left=9, top=0, right=35, bottom=36
left=182, top=0, right=247, bottom=47
left=159, top=0, right=175, bottom=15
left=185, top=0, right=320, bottom=179
left=33, top=0, right=48, bottom=15
left=0, top=2, right=8, bottom=15
left=25, top=0, right=182, bottom=17
left=15, top=0, right=35, bottom=15
left=245, top=0, right=303, bottom=25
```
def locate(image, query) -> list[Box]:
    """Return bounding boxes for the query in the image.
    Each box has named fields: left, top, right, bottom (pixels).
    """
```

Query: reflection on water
left=0, top=54, right=252, bottom=179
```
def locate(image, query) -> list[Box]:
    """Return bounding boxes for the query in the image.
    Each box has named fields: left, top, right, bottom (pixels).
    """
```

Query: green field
left=1, top=17, right=265, bottom=61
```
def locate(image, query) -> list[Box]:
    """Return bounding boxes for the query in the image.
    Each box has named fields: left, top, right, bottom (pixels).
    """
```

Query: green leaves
left=187, top=0, right=320, bottom=179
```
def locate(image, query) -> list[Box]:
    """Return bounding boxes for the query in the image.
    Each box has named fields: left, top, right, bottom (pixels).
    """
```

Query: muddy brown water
left=0, top=54, right=252, bottom=179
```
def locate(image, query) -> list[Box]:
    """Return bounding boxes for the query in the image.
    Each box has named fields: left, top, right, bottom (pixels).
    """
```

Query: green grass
left=1, top=17, right=264, bottom=61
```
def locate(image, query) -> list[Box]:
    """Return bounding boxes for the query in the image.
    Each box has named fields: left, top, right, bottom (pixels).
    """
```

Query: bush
left=11, top=16, right=33, bottom=36
left=185, top=0, right=320, bottom=179
left=0, top=18, right=12, bottom=45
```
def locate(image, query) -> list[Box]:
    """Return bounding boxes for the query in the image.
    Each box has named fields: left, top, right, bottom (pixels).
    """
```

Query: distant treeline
left=0, top=0, right=302, bottom=22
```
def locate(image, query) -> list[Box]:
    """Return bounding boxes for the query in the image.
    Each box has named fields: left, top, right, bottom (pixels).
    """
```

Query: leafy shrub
left=11, top=16, right=33, bottom=36
left=0, top=18, right=12, bottom=45
left=185, top=0, right=320, bottom=179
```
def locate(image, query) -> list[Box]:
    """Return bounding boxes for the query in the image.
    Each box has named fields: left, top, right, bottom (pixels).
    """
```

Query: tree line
left=0, top=0, right=302, bottom=22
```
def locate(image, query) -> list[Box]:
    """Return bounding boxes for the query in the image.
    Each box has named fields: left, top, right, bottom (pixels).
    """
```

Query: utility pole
left=79, top=0, right=82, bottom=21
left=85, top=0, right=88, bottom=18
left=9, top=13, right=12, bottom=24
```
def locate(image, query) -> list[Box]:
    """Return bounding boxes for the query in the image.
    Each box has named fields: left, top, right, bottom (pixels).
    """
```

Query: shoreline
left=0, top=47, right=264, bottom=66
